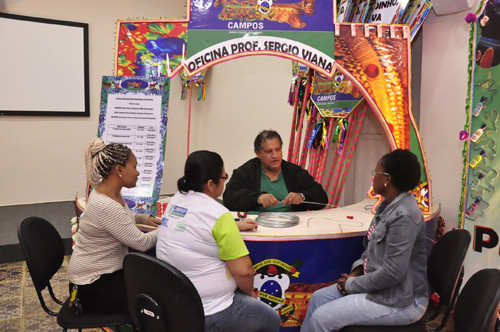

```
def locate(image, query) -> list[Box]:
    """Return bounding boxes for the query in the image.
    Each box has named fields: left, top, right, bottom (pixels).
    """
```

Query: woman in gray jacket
left=301, top=149, right=428, bottom=331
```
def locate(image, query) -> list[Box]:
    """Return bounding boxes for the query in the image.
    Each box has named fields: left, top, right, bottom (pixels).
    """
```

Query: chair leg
left=47, top=283, right=64, bottom=305
left=428, top=268, right=464, bottom=332
left=427, top=308, right=451, bottom=332
left=424, top=303, right=442, bottom=322
left=428, top=291, right=459, bottom=332
left=35, top=290, right=58, bottom=316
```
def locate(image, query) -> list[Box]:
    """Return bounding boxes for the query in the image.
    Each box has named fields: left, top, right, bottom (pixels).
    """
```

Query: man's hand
left=257, top=193, right=280, bottom=207
left=237, top=218, right=258, bottom=231
left=282, top=192, right=305, bottom=206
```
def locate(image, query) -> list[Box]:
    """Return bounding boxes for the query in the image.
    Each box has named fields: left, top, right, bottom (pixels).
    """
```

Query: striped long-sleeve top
left=68, top=189, right=158, bottom=285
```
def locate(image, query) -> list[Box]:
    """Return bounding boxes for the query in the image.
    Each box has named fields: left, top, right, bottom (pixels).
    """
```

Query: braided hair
left=85, top=137, right=132, bottom=186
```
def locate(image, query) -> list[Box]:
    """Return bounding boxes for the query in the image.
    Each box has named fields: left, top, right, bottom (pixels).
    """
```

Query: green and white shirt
left=156, top=190, right=249, bottom=315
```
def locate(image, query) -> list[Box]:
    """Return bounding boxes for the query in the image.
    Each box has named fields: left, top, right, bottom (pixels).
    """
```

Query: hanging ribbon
left=337, top=119, right=348, bottom=154
left=313, top=118, right=324, bottom=148
left=307, top=120, right=323, bottom=149
left=321, top=119, right=328, bottom=150
left=297, top=78, right=307, bottom=115
left=180, top=68, right=208, bottom=102
left=196, top=82, right=205, bottom=101
left=332, top=119, right=342, bottom=144
left=307, top=101, right=313, bottom=122
left=288, top=76, right=298, bottom=105
left=181, top=82, right=190, bottom=100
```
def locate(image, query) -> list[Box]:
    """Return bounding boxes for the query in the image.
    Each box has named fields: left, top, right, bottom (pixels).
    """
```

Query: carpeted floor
left=0, top=258, right=107, bottom=331
left=0, top=258, right=455, bottom=332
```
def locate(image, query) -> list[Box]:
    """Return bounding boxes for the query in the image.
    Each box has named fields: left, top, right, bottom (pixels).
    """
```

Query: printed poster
left=462, top=0, right=500, bottom=275
left=367, top=0, right=410, bottom=23
left=185, top=0, right=336, bottom=77
left=337, top=0, right=352, bottom=22
left=115, top=20, right=188, bottom=78
left=408, top=0, right=432, bottom=40
left=98, top=76, right=170, bottom=214
left=352, top=0, right=369, bottom=22
left=246, top=237, right=364, bottom=330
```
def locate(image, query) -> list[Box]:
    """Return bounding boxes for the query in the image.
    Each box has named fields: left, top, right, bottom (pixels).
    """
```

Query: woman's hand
left=337, top=274, right=348, bottom=295
left=146, top=216, right=162, bottom=227
left=337, top=266, right=363, bottom=295
left=237, top=218, right=258, bottom=231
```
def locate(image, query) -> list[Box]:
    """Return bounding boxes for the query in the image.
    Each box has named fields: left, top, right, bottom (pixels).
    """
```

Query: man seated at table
left=223, top=129, right=328, bottom=212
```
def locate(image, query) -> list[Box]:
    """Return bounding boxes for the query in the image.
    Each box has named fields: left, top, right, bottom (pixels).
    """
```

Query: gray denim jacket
left=345, top=192, right=428, bottom=307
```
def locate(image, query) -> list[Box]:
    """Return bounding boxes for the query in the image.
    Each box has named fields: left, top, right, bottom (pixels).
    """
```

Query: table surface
left=237, top=198, right=376, bottom=241
left=238, top=198, right=441, bottom=241
left=77, top=196, right=440, bottom=240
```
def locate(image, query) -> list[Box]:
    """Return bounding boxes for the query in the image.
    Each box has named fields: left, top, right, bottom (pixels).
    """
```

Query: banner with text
left=311, top=70, right=364, bottom=118
left=185, top=0, right=335, bottom=77
left=461, top=0, right=500, bottom=277
left=98, top=76, right=170, bottom=214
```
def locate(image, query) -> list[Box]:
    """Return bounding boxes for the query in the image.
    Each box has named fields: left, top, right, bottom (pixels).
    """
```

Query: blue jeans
left=300, top=285, right=428, bottom=332
left=205, top=292, right=281, bottom=332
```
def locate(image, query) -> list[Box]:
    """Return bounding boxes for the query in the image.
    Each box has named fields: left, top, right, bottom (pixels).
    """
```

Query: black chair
left=18, top=216, right=132, bottom=332
left=453, top=268, right=500, bottom=332
left=123, top=252, right=205, bottom=332
left=340, top=228, right=471, bottom=332
left=424, top=229, right=471, bottom=332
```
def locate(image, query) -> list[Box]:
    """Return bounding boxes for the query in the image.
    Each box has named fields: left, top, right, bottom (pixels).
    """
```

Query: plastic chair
left=123, top=252, right=205, bottom=332
left=454, top=268, right=500, bottom=332
left=339, top=228, right=471, bottom=332
left=18, top=216, right=132, bottom=332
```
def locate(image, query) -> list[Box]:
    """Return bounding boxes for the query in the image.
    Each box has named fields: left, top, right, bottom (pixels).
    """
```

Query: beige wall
left=419, top=2, right=480, bottom=230
left=0, top=0, right=186, bottom=204
left=0, top=0, right=478, bottom=236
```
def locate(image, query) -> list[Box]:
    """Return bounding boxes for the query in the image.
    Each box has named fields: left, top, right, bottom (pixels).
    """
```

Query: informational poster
left=461, top=0, right=500, bottom=275
left=185, top=0, right=335, bottom=77
left=98, top=76, right=170, bottom=214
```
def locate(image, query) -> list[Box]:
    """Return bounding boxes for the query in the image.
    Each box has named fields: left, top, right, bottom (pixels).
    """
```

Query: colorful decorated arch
left=114, top=0, right=432, bottom=213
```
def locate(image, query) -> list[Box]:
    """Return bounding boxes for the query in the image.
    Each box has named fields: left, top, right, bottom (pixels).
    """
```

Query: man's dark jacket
left=223, top=157, right=328, bottom=212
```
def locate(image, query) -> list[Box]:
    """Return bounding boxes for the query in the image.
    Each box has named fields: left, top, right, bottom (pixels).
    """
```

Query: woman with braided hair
left=68, top=137, right=160, bottom=314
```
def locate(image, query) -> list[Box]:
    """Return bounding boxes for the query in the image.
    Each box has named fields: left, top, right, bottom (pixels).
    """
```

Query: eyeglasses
left=371, top=170, right=390, bottom=177
left=220, top=172, right=229, bottom=180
